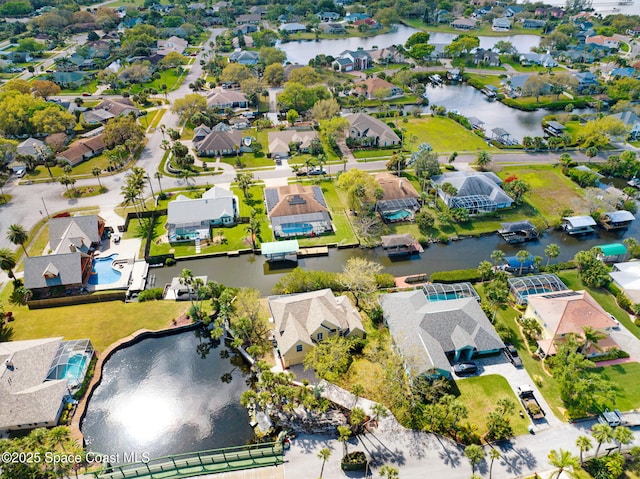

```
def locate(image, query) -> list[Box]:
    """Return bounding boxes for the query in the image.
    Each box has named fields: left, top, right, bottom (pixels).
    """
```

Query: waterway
left=81, top=329, right=255, bottom=461
left=525, top=0, right=640, bottom=16
left=148, top=207, right=639, bottom=296
left=278, top=25, right=541, bottom=65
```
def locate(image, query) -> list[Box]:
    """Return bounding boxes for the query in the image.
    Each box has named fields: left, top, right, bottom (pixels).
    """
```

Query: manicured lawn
left=455, top=374, right=530, bottom=438
left=0, top=284, right=188, bottom=352
left=27, top=152, right=116, bottom=179
left=497, top=165, right=588, bottom=220
left=589, top=362, right=640, bottom=411
left=129, top=68, right=183, bottom=94
left=353, top=149, right=397, bottom=159
left=142, top=108, right=166, bottom=130
left=58, top=78, right=99, bottom=95
left=403, top=116, right=493, bottom=152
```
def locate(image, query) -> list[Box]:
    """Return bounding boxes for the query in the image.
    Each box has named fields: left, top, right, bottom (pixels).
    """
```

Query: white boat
left=628, top=177, right=640, bottom=188
left=243, top=137, right=252, bottom=147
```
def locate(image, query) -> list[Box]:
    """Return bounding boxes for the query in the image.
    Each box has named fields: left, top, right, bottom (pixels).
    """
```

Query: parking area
left=454, top=352, right=564, bottom=430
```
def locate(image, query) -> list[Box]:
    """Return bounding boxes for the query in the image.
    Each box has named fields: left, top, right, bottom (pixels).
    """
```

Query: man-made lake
left=527, top=0, right=639, bottom=16
left=278, top=25, right=541, bottom=65
left=148, top=214, right=639, bottom=296
left=81, top=329, right=254, bottom=460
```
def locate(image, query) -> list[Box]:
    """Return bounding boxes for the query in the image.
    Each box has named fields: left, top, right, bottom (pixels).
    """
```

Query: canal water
left=81, top=329, right=255, bottom=460
left=278, top=25, right=541, bottom=65
left=148, top=212, right=639, bottom=296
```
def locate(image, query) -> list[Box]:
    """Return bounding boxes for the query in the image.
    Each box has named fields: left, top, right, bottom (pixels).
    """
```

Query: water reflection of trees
left=193, top=327, right=254, bottom=386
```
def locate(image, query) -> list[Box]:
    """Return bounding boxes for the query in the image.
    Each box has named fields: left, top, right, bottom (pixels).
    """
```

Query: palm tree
left=379, top=465, right=399, bottom=478
left=613, top=425, right=633, bottom=453
left=235, top=172, right=255, bottom=200
left=576, top=435, right=592, bottom=466
left=515, top=250, right=531, bottom=275
left=92, top=167, right=103, bottom=188
left=464, top=445, right=485, bottom=475
left=490, top=249, right=505, bottom=266
left=371, top=403, right=388, bottom=428
left=547, top=449, right=579, bottom=479
left=545, top=243, right=560, bottom=267
left=337, top=425, right=351, bottom=457
left=475, top=150, right=491, bottom=171
left=0, top=248, right=17, bottom=279
left=351, top=384, right=364, bottom=408
left=488, top=448, right=501, bottom=479
left=558, top=153, right=573, bottom=173
left=7, top=224, right=29, bottom=257
left=317, top=447, right=331, bottom=478
left=580, top=326, right=606, bottom=356
left=179, top=268, right=197, bottom=313
left=246, top=208, right=261, bottom=249
left=591, top=423, right=614, bottom=458
left=154, top=171, right=164, bottom=193
left=178, top=168, right=196, bottom=186
left=522, top=136, right=534, bottom=151
left=623, top=186, right=637, bottom=201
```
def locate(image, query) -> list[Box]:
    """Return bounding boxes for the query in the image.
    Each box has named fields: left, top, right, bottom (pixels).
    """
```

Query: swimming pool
left=88, top=254, right=122, bottom=285
left=281, top=223, right=313, bottom=236
left=63, top=353, right=88, bottom=381
left=385, top=209, right=412, bottom=221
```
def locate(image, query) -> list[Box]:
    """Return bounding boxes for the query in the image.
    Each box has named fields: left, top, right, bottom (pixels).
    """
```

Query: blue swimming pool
left=88, top=254, right=121, bottom=285
left=281, top=224, right=313, bottom=235
left=385, top=209, right=412, bottom=221
left=63, top=353, right=87, bottom=381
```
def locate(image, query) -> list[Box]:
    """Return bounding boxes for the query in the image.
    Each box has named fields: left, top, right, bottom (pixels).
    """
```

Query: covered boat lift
left=498, top=220, right=539, bottom=244
left=380, top=233, right=424, bottom=256
left=562, top=215, right=596, bottom=235
left=261, top=240, right=299, bottom=262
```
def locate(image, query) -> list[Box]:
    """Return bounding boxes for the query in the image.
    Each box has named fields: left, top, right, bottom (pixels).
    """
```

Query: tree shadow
left=0, top=325, right=14, bottom=342
left=357, top=433, right=406, bottom=468
left=497, top=443, right=538, bottom=476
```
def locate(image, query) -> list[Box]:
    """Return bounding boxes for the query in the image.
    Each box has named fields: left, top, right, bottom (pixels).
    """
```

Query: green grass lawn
left=455, top=374, right=530, bottom=438
left=0, top=284, right=188, bottom=352
left=27, top=152, right=115, bottom=180
left=129, top=69, right=183, bottom=94
left=403, top=116, right=493, bottom=152
left=353, top=149, right=397, bottom=159
left=497, top=164, right=588, bottom=220
left=589, top=362, right=640, bottom=411
left=58, top=78, right=99, bottom=95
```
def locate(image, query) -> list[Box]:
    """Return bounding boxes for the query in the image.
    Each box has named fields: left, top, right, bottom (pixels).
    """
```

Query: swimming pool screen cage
left=508, top=274, right=568, bottom=305
left=422, top=282, right=480, bottom=302
left=46, top=339, right=94, bottom=388
left=449, top=195, right=497, bottom=214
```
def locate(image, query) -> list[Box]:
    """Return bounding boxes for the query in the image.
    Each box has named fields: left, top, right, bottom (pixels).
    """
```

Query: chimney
left=399, top=179, right=404, bottom=191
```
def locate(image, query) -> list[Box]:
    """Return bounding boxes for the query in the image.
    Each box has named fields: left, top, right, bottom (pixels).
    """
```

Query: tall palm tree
left=464, top=445, right=485, bottom=475
left=591, top=423, right=614, bottom=458
left=488, top=448, right=501, bottom=479
left=490, top=249, right=505, bottom=266
left=547, top=449, right=579, bottom=479
left=576, top=435, right=592, bottom=466
left=580, top=326, right=606, bottom=356
left=7, top=224, right=29, bottom=257
left=475, top=150, right=491, bottom=171
left=545, top=243, right=560, bottom=267
left=515, top=250, right=531, bottom=275
left=613, top=426, right=633, bottom=453
left=317, top=447, right=331, bottom=478
left=0, top=248, right=17, bottom=279
left=154, top=171, right=164, bottom=193
left=92, top=167, right=103, bottom=188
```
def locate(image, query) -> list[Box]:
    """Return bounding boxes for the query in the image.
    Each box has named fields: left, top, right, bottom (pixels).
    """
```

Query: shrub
left=617, top=291, right=631, bottom=311
left=138, top=288, right=164, bottom=302
left=165, top=257, right=176, bottom=266
left=375, top=273, right=395, bottom=288
left=430, top=269, right=482, bottom=283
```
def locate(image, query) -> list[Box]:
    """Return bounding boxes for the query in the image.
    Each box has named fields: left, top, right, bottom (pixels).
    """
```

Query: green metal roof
left=261, top=240, right=299, bottom=256
left=598, top=243, right=627, bottom=256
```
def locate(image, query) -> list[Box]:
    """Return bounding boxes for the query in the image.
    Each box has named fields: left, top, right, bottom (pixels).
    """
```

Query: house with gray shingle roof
left=432, top=171, right=513, bottom=214
left=49, top=215, right=105, bottom=254
left=166, top=186, right=239, bottom=242
left=24, top=252, right=92, bottom=297
left=268, top=289, right=365, bottom=368
left=194, top=128, right=242, bottom=157
left=345, top=113, right=400, bottom=147
left=380, top=292, right=504, bottom=380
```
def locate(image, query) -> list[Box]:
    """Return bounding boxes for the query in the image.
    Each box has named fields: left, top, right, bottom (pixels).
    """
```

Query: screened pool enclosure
left=46, top=339, right=94, bottom=390
left=508, top=274, right=568, bottom=305
left=422, top=282, right=480, bottom=303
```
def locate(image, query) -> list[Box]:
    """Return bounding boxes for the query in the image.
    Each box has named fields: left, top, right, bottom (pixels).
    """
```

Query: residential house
left=519, top=52, right=557, bottom=68
left=267, top=130, right=318, bottom=158
left=345, top=112, right=401, bottom=147
left=473, top=48, right=501, bottom=67
left=194, top=129, right=242, bottom=157
left=5, top=51, right=33, bottom=63
left=609, top=67, right=639, bottom=80
left=534, top=6, right=564, bottom=18
left=611, top=110, right=640, bottom=140
left=283, top=63, right=306, bottom=80
left=316, top=11, right=341, bottom=22
left=353, top=18, right=380, bottom=29
left=610, top=261, right=640, bottom=303
left=332, top=50, right=372, bottom=72
left=82, top=109, right=115, bottom=125
left=49, top=214, right=105, bottom=254
left=95, top=98, right=140, bottom=117
left=437, top=9, right=453, bottom=23
left=17, top=138, right=48, bottom=160
left=380, top=291, right=505, bottom=380
left=522, top=18, right=546, bottom=29
left=525, top=290, right=618, bottom=357
left=193, top=124, right=212, bottom=143
left=0, top=338, right=94, bottom=434
left=228, top=50, right=260, bottom=65
left=84, top=40, right=111, bottom=59
left=586, top=35, right=620, bottom=50
left=236, top=13, right=261, bottom=25
left=450, top=17, right=477, bottom=30
left=157, top=35, right=188, bottom=55
left=57, top=134, right=106, bottom=166
left=249, top=5, right=267, bottom=15
left=268, top=289, right=365, bottom=368
left=232, top=35, right=254, bottom=49
left=431, top=171, right=513, bottom=214
left=235, top=24, right=258, bottom=35
left=367, top=45, right=405, bottom=64
left=166, top=186, right=239, bottom=241
left=356, top=77, right=404, bottom=100
left=492, top=17, right=511, bottom=31
left=264, top=184, right=333, bottom=239
left=206, top=89, right=249, bottom=109
left=573, top=71, right=601, bottom=94
left=344, top=12, right=370, bottom=22
left=503, top=5, right=525, bottom=16
left=50, top=71, right=89, bottom=89
left=375, top=172, right=421, bottom=222
left=319, top=22, right=346, bottom=34
left=626, top=26, right=640, bottom=36
left=280, top=23, right=307, bottom=34
left=545, top=120, right=567, bottom=136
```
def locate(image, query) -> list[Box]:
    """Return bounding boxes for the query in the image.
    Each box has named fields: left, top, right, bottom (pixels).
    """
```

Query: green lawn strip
left=58, top=78, right=99, bottom=95
left=455, top=374, right=530, bottom=437
left=142, top=108, right=166, bottom=131
left=27, top=151, right=115, bottom=179
left=588, top=362, right=640, bottom=411
left=452, top=203, right=539, bottom=236
left=465, top=73, right=504, bottom=88
left=497, top=164, right=588, bottom=220
left=129, top=69, right=184, bottom=94
left=353, top=149, right=397, bottom=159
left=403, top=116, right=493, bottom=152
left=0, top=284, right=187, bottom=352
left=557, top=270, right=640, bottom=341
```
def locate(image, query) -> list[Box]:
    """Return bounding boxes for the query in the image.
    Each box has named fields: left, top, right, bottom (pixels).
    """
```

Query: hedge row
left=430, top=269, right=482, bottom=283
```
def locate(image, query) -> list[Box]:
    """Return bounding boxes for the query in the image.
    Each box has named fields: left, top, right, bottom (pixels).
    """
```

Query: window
left=296, top=344, right=302, bottom=352
left=317, top=332, right=323, bottom=341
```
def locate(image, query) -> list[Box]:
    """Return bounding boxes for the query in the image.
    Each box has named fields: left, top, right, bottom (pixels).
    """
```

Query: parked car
left=309, top=168, right=326, bottom=175
left=274, top=155, right=282, bottom=165
left=453, top=362, right=477, bottom=375
left=82, top=92, right=92, bottom=97
left=504, top=343, right=523, bottom=368
left=295, top=170, right=307, bottom=176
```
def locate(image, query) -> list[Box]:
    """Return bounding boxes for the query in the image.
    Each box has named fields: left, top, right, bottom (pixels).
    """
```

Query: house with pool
left=167, top=186, right=239, bottom=242
left=380, top=287, right=504, bottom=380
left=375, top=172, right=421, bottom=222
left=0, top=338, right=94, bottom=434
left=264, top=184, right=333, bottom=239
left=431, top=171, right=513, bottom=215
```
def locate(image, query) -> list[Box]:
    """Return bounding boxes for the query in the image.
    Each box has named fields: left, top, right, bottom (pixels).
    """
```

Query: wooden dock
left=297, top=246, right=329, bottom=258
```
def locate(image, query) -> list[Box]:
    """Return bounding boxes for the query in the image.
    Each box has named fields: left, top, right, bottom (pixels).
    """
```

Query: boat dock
left=297, top=246, right=329, bottom=258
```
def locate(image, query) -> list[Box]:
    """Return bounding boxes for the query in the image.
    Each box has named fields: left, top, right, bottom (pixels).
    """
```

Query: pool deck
left=85, top=238, right=141, bottom=292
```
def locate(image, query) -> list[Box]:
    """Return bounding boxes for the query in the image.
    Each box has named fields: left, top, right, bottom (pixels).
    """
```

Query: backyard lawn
left=589, top=362, right=640, bottom=412
left=0, top=285, right=188, bottom=352
left=403, top=116, right=494, bottom=152
left=455, top=374, right=530, bottom=438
